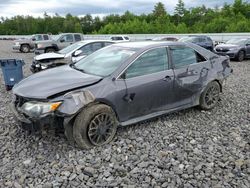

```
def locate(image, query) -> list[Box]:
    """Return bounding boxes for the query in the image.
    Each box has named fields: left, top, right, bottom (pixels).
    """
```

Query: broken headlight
left=21, top=101, right=62, bottom=117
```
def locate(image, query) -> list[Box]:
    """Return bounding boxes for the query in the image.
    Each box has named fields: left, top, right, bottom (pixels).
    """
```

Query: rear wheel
left=237, top=50, right=245, bottom=62
left=200, top=81, right=220, bottom=110
left=45, top=48, right=55, bottom=53
left=21, top=44, right=30, bottom=53
left=73, top=104, right=118, bottom=149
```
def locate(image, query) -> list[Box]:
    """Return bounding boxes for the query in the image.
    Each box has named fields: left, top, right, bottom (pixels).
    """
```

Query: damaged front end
left=30, top=58, right=70, bottom=73
left=11, top=90, right=95, bottom=132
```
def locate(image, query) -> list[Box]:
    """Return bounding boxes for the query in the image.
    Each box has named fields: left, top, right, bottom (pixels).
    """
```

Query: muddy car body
left=11, top=41, right=232, bottom=148
left=214, top=38, right=250, bottom=61
left=30, top=40, right=114, bottom=73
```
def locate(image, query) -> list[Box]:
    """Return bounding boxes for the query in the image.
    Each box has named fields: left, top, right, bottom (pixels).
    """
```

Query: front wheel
left=73, top=104, right=118, bottom=149
left=199, top=81, right=220, bottom=110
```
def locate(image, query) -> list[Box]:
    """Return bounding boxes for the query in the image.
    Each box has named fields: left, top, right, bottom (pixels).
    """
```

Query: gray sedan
left=12, top=41, right=232, bottom=149
left=214, top=38, right=250, bottom=61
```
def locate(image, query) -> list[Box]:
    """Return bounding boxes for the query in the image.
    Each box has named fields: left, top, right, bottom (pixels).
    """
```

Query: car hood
left=216, top=44, right=240, bottom=49
left=35, top=52, right=65, bottom=61
left=13, top=65, right=102, bottom=99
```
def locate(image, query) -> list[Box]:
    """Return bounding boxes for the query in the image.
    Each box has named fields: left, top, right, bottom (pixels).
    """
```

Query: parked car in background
left=12, top=41, right=232, bottom=149
left=30, top=40, right=114, bottom=72
left=214, top=38, right=250, bottom=61
left=179, top=35, right=214, bottom=51
left=34, top=33, right=84, bottom=55
left=152, top=36, right=178, bottom=41
left=12, top=34, right=51, bottom=53
left=110, top=35, right=130, bottom=41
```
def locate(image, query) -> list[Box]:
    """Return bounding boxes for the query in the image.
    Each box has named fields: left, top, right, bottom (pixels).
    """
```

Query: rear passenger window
left=125, top=48, right=168, bottom=78
left=43, top=35, right=49, bottom=40
left=171, top=46, right=207, bottom=68
left=74, top=34, right=81, bottom=41
left=171, top=47, right=197, bottom=68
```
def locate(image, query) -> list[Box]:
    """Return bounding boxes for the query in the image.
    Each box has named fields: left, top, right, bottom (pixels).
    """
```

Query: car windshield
left=226, top=39, right=247, bottom=45
left=74, top=46, right=137, bottom=77
left=59, top=42, right=86, bottom=54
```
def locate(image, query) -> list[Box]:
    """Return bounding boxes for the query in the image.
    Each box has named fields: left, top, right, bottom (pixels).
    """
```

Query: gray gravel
left=0, top=40, right=249, bottom=187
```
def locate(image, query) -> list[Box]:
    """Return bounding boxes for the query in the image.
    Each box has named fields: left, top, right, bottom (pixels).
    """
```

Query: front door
left=116, top=47, right=175, bottom=121
left=58, top=34, right=74, bottom=49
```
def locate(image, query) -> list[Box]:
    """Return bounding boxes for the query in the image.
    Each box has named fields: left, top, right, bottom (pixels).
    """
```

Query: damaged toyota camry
left=11, top=41, right=232, bottom=149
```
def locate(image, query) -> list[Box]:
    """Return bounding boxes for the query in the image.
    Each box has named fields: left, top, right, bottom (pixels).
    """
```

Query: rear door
left=170, top=46, right=211, bottom=106
left=116, top=47, right=175, bottom=121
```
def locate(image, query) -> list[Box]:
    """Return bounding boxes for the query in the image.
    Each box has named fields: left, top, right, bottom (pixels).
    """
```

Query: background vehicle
left=179, top=35, right=214, bottom=51
left=12, top=41, right=232, bottom=149
left=34, top=33, right=84, bottom=54
left=152, top=36, right=178, bottom=41
left=31, top=40, right=114, bottom=72
left=12, top=34, right=51, bottom=53
left=110, top=35, right=130, bottom=41
left=214, top=38, right=250, bottom=61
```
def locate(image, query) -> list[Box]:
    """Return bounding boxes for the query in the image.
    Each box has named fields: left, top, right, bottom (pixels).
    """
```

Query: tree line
left=0, top=0, right=249, bottom=35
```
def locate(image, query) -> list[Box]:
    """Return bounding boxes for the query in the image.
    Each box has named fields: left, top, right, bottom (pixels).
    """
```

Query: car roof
left=113, top=41, right=185, bottom=49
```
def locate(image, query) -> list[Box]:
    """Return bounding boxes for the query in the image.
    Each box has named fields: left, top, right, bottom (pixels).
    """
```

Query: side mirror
left=31, top=38, right=36, bottom=41
left=60, top=38, right=65, bottom=43
left=246, top=43, right=250, bottom=46
left=73, top=50, right=83, bottom=57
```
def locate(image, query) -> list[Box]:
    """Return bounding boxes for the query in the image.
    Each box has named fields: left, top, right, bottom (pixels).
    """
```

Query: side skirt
left=120, top=103, right=196, bottom=126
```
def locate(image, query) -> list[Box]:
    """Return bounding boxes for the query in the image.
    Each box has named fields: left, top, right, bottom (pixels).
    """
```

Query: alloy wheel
left=87, top=113, right=116, bottom=146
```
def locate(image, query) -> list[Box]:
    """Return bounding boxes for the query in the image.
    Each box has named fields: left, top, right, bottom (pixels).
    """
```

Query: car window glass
left=196, top=52, right=207, bottom=62
left=62, top=34, right=73, bottom=42
left=104, top=42, right=113, bottom=46
left=79, top=44, right=93, bottom=55
left=199, top=38, right=206, bottom=42
left=171, top=47, right=197, bottom=68
left=74, top=34, right=81, bottom=41
left=92, top=42, right=103, bottom=51
left=43, top=35, right=49, bottom=40
left=35, top=35, right=43, bottom=41
left=124, top=37, right=129, bottom=40
left=125, top=48, right=168, bottom=79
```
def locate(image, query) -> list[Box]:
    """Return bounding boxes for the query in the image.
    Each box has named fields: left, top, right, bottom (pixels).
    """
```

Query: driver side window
left=61, top=34, right=73, bottom=42
left=125, top=48, right=168, bottom=79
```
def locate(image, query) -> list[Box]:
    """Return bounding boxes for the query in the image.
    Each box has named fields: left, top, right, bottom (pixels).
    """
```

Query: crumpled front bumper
left=10, top=103, right=62, bottom=132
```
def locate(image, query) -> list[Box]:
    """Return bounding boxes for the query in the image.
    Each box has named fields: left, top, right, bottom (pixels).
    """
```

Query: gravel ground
left=0, top=40, right=249, bottom=188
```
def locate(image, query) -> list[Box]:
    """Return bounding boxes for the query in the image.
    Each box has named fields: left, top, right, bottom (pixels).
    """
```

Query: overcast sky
left=0, top=0, right=241, bottom=18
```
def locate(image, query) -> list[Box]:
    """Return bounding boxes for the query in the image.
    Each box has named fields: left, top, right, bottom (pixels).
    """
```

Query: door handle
left=163, top=76, right=171, bottom=81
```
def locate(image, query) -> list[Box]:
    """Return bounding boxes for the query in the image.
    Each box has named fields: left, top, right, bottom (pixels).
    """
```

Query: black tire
left=21, top=44, right=30, bottom=53
left=45, top=48, right=55, bottom=53
left=73, top=104, right=118, bottom=149
left=237, top=50, right=245, bottom=62
left=64, top=123, right=75, bottom=145
left=199, top=81, right=220, bottom=110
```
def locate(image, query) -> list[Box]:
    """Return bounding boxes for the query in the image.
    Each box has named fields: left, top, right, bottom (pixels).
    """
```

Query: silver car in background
left=214, top=38, right=250, bottom=61
left=30, top=40, right=114, bottom=72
